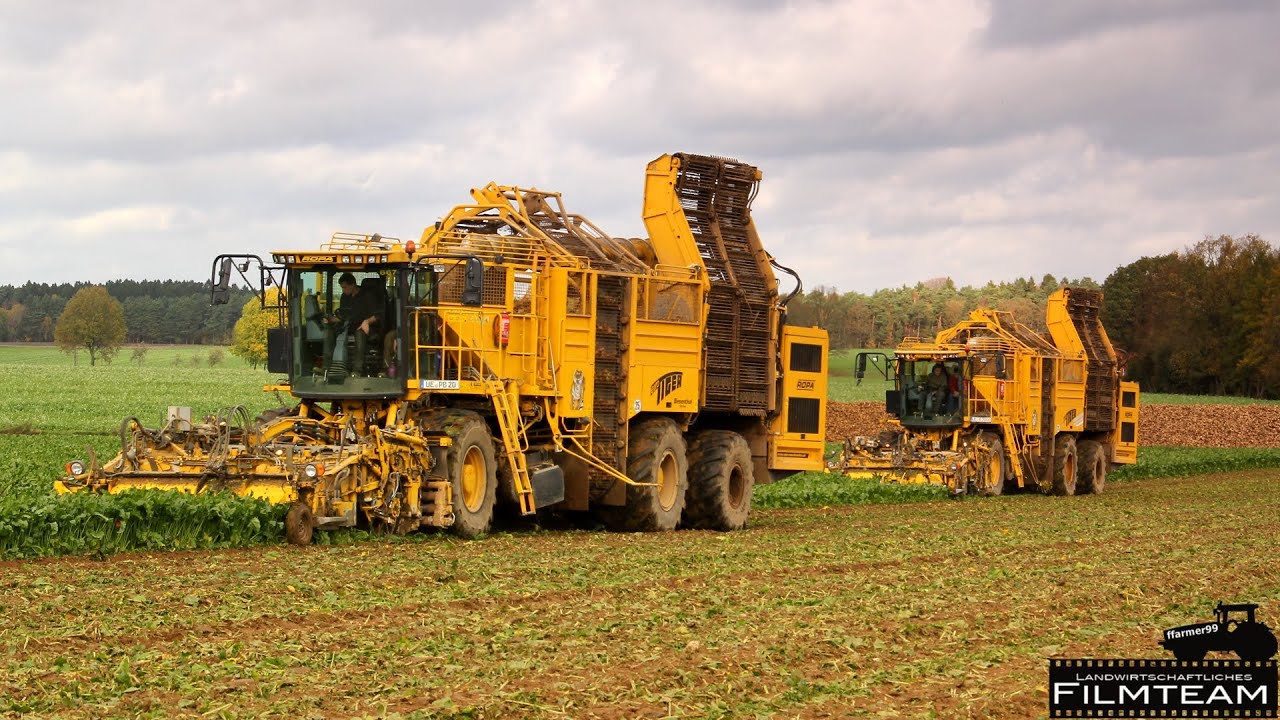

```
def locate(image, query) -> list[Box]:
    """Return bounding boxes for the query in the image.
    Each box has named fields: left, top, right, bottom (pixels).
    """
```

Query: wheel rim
left=461, top=445, right=486, bottom=512
left=656, top=450, right=679, bottom=510
left=1065, top=454, right=1076, bottom=485
left=727, top=465, right=745, bottom=508
left=987, top=451, right=1001, bottom=489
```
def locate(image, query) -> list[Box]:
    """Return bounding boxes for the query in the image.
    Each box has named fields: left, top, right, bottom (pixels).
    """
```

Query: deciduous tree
left=230, top=289, right=285, bottom=369
left=54, top=286, right=127, bottom=366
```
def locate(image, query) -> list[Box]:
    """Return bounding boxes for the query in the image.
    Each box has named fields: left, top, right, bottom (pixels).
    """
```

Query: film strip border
left=1049, top=658, right=1277, bottom=718
left=1053, top=659, right=1277, bottom=669
left=1054, top=707, right=1274, bottom=712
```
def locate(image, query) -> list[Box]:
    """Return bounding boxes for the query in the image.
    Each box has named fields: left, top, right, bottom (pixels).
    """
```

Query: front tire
left=1051, top=434, right=1078, bottom=496
left=1076, top=440, right=1107, bottom=494
left=427, top=410, right=497, bottom=538
left=684, top=430, right=754, bottom=530
left=973, top=431, right=1006, bottom=496
left=607, top=417, right=688, bottom=532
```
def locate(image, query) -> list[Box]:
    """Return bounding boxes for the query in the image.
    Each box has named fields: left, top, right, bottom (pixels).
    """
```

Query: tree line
left=0, top=280, right=251, bottom=344
left=785, top=273, right=1095, bottom=349
left=785, top=234, right=1278, bottom=399
left=7, top=234, right=1277, bottom=396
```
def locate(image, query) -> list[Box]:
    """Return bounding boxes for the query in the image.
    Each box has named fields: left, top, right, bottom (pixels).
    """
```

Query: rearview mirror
left=212, top=258, right=233, bottom=305
left=461, top=257, right=484, bottom=306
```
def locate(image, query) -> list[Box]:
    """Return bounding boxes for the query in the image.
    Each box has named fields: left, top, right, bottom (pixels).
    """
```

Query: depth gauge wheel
left=285, top=502, right=314, bottom=546
left=254, top=406, right=293, bottom=427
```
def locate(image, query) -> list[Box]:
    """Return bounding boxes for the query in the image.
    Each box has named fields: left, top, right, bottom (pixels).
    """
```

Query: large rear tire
left=974, top=431, right=1005, bottom=497
left=1051, top=434, right=1078, bottom=496
left=683, top=430, right=754, bottom=530
left=605, top=417, right=688, bottom=532
left=1076, top=440, right=1107, bottom=495
left=426, top=410, right=497, bottom=538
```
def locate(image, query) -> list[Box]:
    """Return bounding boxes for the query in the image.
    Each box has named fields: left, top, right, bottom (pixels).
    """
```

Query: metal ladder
left=1000, top=422, right=1041, bottom=489
left=488, top=380, right=535, bottom=515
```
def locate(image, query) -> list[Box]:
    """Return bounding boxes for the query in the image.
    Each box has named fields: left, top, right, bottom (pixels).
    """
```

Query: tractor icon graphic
left=1161, top=602, right=1278, bottom=661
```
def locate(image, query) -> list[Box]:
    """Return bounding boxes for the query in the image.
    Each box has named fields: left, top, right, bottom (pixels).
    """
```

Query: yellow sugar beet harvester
left=57, top=153, right=829, bottom=542
left=833, top=287, right=1139, bottom=495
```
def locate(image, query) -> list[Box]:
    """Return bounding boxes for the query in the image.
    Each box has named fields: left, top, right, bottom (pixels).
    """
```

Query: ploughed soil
left=2, top=471, right=1278, bottom=718
left=828, top=401, right=1280, bottom=448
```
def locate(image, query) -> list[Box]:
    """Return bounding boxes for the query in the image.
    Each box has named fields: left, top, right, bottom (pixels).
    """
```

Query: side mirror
left=461, top=257, right=484, bottom=306
left=212, top=258, right=233, bottom=305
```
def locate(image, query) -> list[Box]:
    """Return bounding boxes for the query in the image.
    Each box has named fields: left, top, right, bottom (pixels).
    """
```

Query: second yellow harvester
left=834, top=288, right=1139, bottom=495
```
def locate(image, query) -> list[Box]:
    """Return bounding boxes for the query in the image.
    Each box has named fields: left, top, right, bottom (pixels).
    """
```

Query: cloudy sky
left=2, top=0, right=1276, bottom=294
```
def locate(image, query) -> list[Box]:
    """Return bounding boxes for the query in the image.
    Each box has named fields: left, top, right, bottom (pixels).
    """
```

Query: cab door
left=1113, top=381, right=1140, bottom=464
left=768, top=326, right=829, bottom=474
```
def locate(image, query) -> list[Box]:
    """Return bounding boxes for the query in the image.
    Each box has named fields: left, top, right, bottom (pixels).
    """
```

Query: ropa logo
left=796, top=380, right=815, bottom=391
left=651, top=372, right=683, bottom=403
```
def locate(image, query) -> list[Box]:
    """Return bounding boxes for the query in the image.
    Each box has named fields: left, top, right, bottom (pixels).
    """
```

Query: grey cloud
left=981, top=0, right=1276, bottom=48
left=1, top=0, right=1277, bottom=294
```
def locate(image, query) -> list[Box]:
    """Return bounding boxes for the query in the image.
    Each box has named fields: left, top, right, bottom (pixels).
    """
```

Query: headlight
left=66, top=460, right=86, bottom=476
left=303, top=463, right=323, bottom=478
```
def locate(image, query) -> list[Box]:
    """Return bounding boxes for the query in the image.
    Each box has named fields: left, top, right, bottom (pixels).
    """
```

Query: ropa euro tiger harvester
left=57, top=153, right=829, bottom=542
left=832, top=288, right=1140, bottom=496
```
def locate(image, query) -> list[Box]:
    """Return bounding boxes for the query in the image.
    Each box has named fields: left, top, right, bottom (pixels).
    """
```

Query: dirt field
left=827, top=401, right=1280, bottom=447
left=3, top=470, right=1277, bottom=718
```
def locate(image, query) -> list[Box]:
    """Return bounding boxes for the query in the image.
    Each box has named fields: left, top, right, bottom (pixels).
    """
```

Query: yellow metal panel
left=1045, top=288, right=1086, bottom=357
left=769, top=325, right=828, bottom=473
left=640, top=155, right=711, bottom=282
left=556, top=315, right=595, bottom=419
left=1113, top=381, right=1140, bottom=464
left=628, top=320, right=703, bottom=416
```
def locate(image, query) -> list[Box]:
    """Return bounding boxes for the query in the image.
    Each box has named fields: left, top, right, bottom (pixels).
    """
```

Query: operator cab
left=887, top=357, right=967, bottom=428
left=287, top=266, right=409, bottom=398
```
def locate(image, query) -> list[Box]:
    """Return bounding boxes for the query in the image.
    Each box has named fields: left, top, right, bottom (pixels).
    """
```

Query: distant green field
left=827, top=348, right=895, bottom=402
left=0, top=345, right=274, bottom=501
left=0, top=343, right=256, bottom=369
